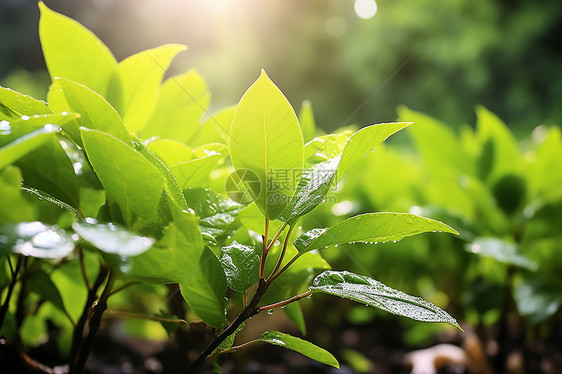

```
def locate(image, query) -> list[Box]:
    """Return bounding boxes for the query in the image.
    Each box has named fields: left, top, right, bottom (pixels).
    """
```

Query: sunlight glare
left=354, top=0, right=377, bottom=19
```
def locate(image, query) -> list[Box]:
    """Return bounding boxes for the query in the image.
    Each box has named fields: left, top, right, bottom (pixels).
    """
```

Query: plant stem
left=103, top=310, right=188, bottom=325
left=268, top=225, right=294, bottom=280
left=259, top=290, right=312, bottom=311
left=266, top=222, right=288, bottom=251
left=0, top=256, right=22, bottom=330
left=259, top=219, right=270, bottom=280
left=266, top=253, right=301, bottom=286
left=216, top=339, right=261, bottom=356
left=77, top=246, right=91, bottom=291
left=70, top=271, right=115, bottom=374
left=184, top=279, right=268, bottom=373
left=69, top=263, right=108, bottom=373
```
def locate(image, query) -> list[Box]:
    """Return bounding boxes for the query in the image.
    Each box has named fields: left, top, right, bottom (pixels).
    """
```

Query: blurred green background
left=1, top=0, right=561, bottom=134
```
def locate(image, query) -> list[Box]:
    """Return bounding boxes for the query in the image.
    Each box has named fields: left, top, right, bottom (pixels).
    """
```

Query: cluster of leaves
left=317, top=104, right=562, bottom=368
left=1, top=3, right=461, bottom=373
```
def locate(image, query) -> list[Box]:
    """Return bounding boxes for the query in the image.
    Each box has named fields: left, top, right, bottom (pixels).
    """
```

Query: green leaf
left=0, top=222, right=75, bottom=259
left=0, top=124, right=58, bottom=170
left=183, top=187, right=242, bottom=248
left=465, top=237, right=537, bottom=270
left=16, top=133, right=80, bottom=207
left=27, top=269, right=70, bottom=318
left=304, top=132, right=350, bottom=167
left=146, top=139, right=193, bottom=166
left=219, top=241, right=259, bottom=292
left=475, top=106, right=521, bottom=183
left=337, top=122, right=411, bottom=181
left=229, top=70, right=304, bottom=220
left=310, top=271, right=461, bottom=329
left=73, top=221, right=155, bottom=257
left=294, top=213, right=458, bottom=253
left=47, top=78, right=131, bottom=147
left=528, top=126, right=562, bottom=204
left=281, top=123, right=409, bottom=224
left=0, top=167, right=34, bottom=224
left=140, top=69, right=211, bottom=143
left=107, top=44, right=187, bottom=133
left=0, top=87, right=50, bottom=119
left=133, top=141, right=188, bottom=212
left=259, top=331, right=339, bottom=368
left=398, top=106, right=473, bottom=174
left=38, top=2, right=117, bottom=95
left=298, top=100, right=317, bottom=143
left=513, top=278, right=562, bottom=324
left=218, top=323, right=245, bottom=352
left=80, top=128, right=166, bottom=224
left=192, top=105, right=236, bottom=146
left=130, top=217, right=228, bottom=328
left=171, top=154, right=223, bottom=189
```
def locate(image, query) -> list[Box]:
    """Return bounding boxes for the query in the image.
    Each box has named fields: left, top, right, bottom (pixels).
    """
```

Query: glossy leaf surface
left=259, top=331, right=339, bottom=368
left=0, top=222, right=75, bottom=259
left=294, top=213, right=458, bottom=253
left=220, top=241, right=259, bottom=292
left=310, top=271, right=460, bottom=329
left=73, top=221, right=155, bottom=257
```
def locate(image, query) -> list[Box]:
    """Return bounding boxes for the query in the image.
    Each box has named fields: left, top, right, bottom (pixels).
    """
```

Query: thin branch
left=216, top=339, right=261, bottom=356
left=0, top=256, right=23, bottom=330
left=77, top=246, right=91, bottom=291
left=103, top=310, right=188, bottom=325
left=7, top=255, right=14, bottom=277
left=109, top=281, right=141, bottom=296
left=268, top=225, right=294, bottom=280
left=266, top=253, right=301, bottom=286
left=259, top=219, right=270, bottom=280
left=259, top=291, right=312, bottom=312
left=266, top=222, right=288, bottom=251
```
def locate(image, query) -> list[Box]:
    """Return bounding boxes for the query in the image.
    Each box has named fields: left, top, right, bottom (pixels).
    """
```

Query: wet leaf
left=294, top=213, right=458, bottom=253
left=465, top=237, right=537, bottom=270
left=259, top=331, right=339, bottom=368
left=310, top=271, right=461, bottom=329
left=73, top=221, right=155, bottom=257
left=220, top=241, right=259, bottom=292
left=0, top=221, right=75, bottom=259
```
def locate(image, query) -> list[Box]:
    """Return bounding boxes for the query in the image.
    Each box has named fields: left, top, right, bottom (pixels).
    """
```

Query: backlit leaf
left=229, top=70, right=304, bottom=220
left=294, top=213, right=458, bottom=253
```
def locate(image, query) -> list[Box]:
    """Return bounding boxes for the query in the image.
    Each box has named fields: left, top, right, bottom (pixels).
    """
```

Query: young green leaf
left=465, top=237, right=537, bottom=270
left=0, top=167, right=34, bottom=224
left=218, top=323, right=246, bottom=352
left=229, top=70, right=304, bottom=220
left=27, top=269, right=71, bottom=319
left=0, top=87, right=50, bottom=119
left=47, top=78, right=131, bottom=147
left=309, top=271, right=461, bottom=329
left=298, top=100, right=317, bottom=143
left=337, top=122, right=411, bottom=181
left=80, top=128, right=166, bottom=224
left=0, top=222, right=75, bottom=259
left=17, top=134, right=80, bottom=207
left=0, top=124, right=59, bottom=170
left=281, top=123, right=411, bottom=224
left=38, top=2, right=117, bottom=95
left=146, top=139, right=193, bottom=166
left=73, top=221, right=155, bottom=257
left=219, top=241, right=259, bottom=292
left=130, top=218, right=228, bottom=328
left=140, top=69, right=210, bottom=143
left=259, top=331, right=339, bottom=368
left=106, top=44, right=187, bottom=133
left=171, top=154, right=223, bottom=189
left=294, top=213, right=458, bottom=253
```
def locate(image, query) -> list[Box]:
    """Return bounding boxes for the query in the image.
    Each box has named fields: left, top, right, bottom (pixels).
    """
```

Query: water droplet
left=370, top=148, right=374, bottom=152
left=267, top=309, right=273, bottom=315
left=307, top=295, right=312, bottom=300
left=274, top=240, right=281, bottom=246
left=280, top=305, right=285, bottom=309
left=21, top=115, right=30, bottom=120
left=334, top=244, right=339, bottom=247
